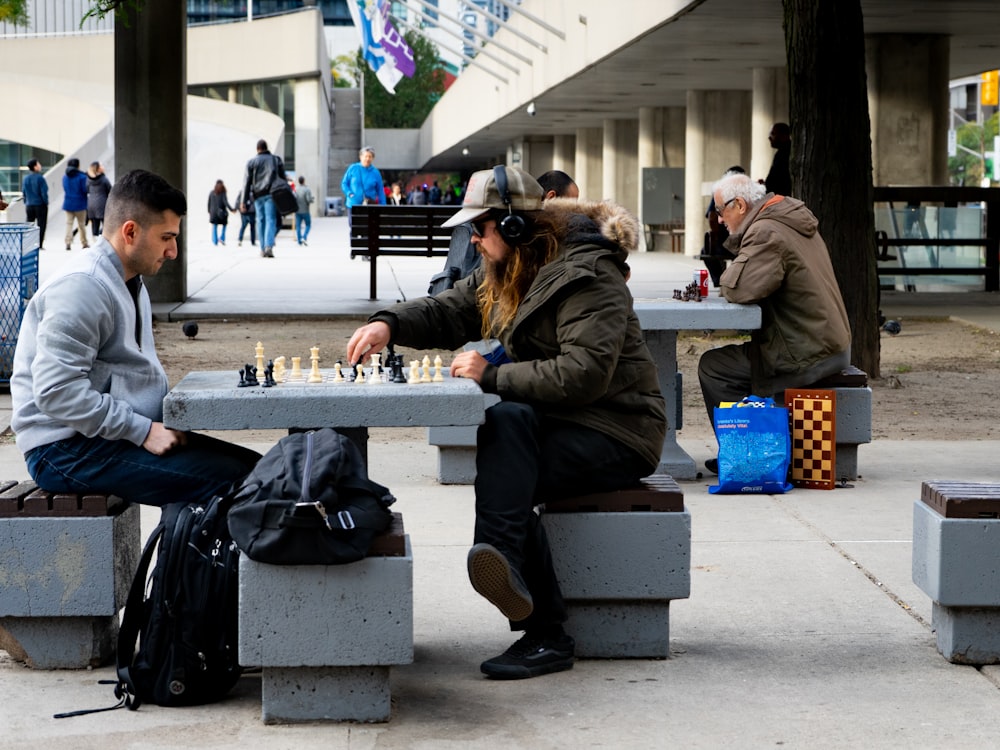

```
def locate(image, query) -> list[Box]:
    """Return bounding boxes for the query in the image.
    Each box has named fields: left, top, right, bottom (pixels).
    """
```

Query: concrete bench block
left=831, top=386, right=872, bottom=444
left=238, top=537, right=414, bottom=667
left=912, top=501, right=1000, bottom=607
left=261, top=666, right=393, bottom=723
left=563, top=602, right=673, bottom=659
left=426, top=394, right=500, bottom=485
left=931, top=603, right=1000, bottom=665
left=543, top=511, right=691, bottom=600
left=0, top=504, right=140, bottom=668
left=542, top=494, right=690, bottom=658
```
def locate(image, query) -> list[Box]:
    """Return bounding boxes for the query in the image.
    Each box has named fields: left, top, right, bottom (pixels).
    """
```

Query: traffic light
left=982, top=70, right=999, bottom=106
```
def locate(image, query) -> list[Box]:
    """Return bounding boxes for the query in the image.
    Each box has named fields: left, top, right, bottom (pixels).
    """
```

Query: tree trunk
left=783, top=0, right=880, bottom=377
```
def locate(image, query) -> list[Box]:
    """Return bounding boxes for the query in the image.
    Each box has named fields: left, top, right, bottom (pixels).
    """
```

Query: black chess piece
left=343, top=360, right=356, bottom=382
left=244, top=364, right=259, bottom=386
left=262, top=360, right=275, bottom=387
left=237, top=366, right=248, bottom=387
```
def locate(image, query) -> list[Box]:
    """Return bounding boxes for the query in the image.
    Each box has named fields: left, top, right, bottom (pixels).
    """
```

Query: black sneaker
left=467, top=543, right=533, bottom=621
left=705, top=458, right=718, bottom=475
left=480, top=632, right=575, bottom=679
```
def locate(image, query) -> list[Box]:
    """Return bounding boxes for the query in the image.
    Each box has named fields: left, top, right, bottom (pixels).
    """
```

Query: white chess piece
left=409, top=360, right=420, bottom=384
left=433, top=355, right=444, bottom=382
left=421, top=355, right=432, bottom=383
left=356, top=363, right=366, bottom=383
left=273, top=356, right=285, bottom=383
left=308, top=346, right=323, bottom=383
left=333, top=362, right=344, bottom=382
left=255, top=341, right=265, bottom=375
left=290, top=356, right=303, bottom=380
left=369, top=353, right=382, bottom=384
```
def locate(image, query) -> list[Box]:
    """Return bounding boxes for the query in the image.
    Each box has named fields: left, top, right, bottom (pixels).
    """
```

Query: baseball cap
left=442, top=165, right=544, bottom=228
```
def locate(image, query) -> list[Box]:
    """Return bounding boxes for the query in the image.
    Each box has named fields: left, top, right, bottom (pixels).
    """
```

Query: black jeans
left=25, top=204, right=47, bottom=248
left=474, top=401, right=653, bottom=631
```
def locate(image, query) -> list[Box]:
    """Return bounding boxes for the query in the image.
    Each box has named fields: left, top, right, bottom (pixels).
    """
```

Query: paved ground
left=2, top=215, right=999, bottom=748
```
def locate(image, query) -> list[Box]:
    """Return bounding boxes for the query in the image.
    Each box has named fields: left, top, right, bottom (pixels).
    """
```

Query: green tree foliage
left=948, top=113, right=1000, bottom=186
left=355, top=30, right=445, bottom=128
left=331, top=53, right=357, bottom=89
left=0, top=0, right=30, bottom=25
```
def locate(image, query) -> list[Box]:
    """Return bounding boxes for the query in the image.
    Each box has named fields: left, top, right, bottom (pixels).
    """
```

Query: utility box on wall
left=641, top=168, right=685, bottom=226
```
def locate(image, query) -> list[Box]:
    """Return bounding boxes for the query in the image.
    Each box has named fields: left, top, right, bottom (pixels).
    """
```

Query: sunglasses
left=470, top=219, right=491, bottom=238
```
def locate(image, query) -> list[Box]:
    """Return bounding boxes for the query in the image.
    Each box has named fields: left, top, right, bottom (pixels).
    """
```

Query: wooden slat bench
left=238, top=511, right=412, bottom=723
left=349, top=205, right=457, bottom=300
left=541, top=475, right=691, bottom=658
left=0, top=480, right=140, bottom=669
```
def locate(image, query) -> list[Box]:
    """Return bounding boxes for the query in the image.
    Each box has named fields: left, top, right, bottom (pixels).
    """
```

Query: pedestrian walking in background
left=235, top=188, right=256, bottom=247
left=208, top=179, right=236, bottom=246
left=86, top=161, right=112, bottom=241
left=294, top=175, right=315, bottom=246
left=22, top=158, right=49, bottom=250
left=243, top=139, right=286, bottom=258
left=62, top=158, right=89, bottom=251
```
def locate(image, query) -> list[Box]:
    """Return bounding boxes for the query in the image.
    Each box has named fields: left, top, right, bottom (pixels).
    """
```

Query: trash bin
left=0, top=223, right=40, bottom=383
left=325, top=196, right=345, bottom=216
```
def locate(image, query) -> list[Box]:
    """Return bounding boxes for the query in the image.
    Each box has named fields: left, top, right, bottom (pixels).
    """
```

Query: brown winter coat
left=720, top=194, right=851, bottom=393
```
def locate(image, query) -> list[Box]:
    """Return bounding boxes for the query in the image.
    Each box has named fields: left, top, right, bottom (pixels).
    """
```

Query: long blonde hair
left=477, top=210, right=560, bottom=337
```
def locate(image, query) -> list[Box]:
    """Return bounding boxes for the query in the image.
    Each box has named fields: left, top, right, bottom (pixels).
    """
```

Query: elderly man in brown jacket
left=699, top=171, right=851, bottom=472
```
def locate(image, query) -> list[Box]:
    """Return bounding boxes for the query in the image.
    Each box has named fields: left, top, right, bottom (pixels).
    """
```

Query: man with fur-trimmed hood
left=348, top=165, right=666, bottom=681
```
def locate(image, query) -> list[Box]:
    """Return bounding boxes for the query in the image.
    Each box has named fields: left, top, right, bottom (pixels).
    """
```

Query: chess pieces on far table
left=333, top=361, right=345, bottom=382
left=421, top=355, right=432, bottom=383
left=255, top=341, right=265, bottom=375
left=433, top=355, right=444, bottom=382
left=409, top=360, right=420, bottom=384
left=290, top=356, right=303, bottom=381
left=386, top=347, right=407, bottom=383
left=273, top=356, right=286, bottom=383
left=238, top=363, right=258, bottom=387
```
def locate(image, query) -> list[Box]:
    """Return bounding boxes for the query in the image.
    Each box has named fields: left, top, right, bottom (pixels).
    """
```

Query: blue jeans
left=474, top=401, right=653, bottom=630
left=295, top=212, right=311, bottom=244
left=238, top=212, right=256, bottom=244
left=254, top=194, right=277, bottom=250
left=25, top=432, right=260, bottom=507
left=211, top=222, right=227, bottom=245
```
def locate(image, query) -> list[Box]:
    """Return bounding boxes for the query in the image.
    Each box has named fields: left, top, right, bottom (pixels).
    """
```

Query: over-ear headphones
left=493, top=165, right=527, bottom=243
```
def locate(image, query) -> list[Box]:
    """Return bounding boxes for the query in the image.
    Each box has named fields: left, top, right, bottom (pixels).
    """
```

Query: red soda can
left=694, top=269, right=709, bottom=298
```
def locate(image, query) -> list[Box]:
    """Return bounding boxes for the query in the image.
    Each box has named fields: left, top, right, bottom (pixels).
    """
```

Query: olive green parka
left=370, top=198, right=666, bottom=469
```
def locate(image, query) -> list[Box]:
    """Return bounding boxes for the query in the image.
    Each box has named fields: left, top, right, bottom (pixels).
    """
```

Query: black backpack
left=428, top=224, right=479, bottom=295
left=227, top=428, right=396, bottom=565
left=115, top=496, right=243, bottom=709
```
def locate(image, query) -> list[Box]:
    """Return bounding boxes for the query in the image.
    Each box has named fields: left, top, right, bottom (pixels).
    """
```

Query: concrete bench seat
left=0, top=480, right=140, bottom=668
left=541, top=475, right=691, bottom=658
left=913, top=481, right=1000, bottom=664
left=238, top=512, right=412, bottom=723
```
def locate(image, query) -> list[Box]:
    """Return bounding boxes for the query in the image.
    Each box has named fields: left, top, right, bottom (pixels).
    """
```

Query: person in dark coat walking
left=208, top=179, right=236, bottom=246
left=22, top=159, right=49, bottom=250
left=62, top=158, right=89, bottom=251
left=86, top=161, right=112, bottom=241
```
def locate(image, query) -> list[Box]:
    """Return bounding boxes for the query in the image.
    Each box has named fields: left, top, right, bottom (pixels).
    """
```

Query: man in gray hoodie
left=11, top=169, right=260, bottom=506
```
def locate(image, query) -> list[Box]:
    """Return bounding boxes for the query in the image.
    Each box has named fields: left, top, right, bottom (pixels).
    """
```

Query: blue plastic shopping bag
left=709, top=396, right=792, bottom=494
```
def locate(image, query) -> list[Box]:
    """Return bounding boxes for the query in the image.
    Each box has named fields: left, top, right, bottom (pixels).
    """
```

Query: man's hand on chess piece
left=143, top=423, right=188, bottom=456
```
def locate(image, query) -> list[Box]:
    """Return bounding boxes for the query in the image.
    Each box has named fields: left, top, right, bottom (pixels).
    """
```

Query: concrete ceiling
left=422, top=0, right=1000, bottom=171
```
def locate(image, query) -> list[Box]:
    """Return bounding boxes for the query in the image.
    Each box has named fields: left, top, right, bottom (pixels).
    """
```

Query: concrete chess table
left=634, top=297, right=761, bottom=479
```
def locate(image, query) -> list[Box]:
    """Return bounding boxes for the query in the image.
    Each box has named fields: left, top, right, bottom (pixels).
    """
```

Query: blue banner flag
left=348, top=0, right=416, bottom=95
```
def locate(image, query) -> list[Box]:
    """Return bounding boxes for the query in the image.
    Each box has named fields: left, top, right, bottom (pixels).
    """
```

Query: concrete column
left=115, top=2, right=187, bottom=303
left=575, top=127, right=603, bottom=201
left=684, top=90, right=751, bottom=255
left=866, top=34, right=949, bottom=186
left=664, top=107, right=686, bottom=168
left=751, top=67, right=789, bottom=183
left=601, top=118, right=639, bottom=212
left=553, top=134, right=575, bottom=174
left=638, top=107, right=668, bottom=251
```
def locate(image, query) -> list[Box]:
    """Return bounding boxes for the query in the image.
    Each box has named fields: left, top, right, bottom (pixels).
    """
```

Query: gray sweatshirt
left=11, top=238, right=168, bottom=454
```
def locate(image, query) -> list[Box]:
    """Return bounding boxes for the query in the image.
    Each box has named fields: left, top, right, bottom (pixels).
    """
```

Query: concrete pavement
left=2, top=215, right=1000, bottom=747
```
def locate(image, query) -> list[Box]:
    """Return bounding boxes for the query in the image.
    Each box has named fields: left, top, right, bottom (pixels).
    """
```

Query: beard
left=481, top=254, right=508, bottom=290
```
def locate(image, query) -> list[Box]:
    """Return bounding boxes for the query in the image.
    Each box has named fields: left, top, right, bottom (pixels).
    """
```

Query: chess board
left=784, top=389, right=837, bottom=490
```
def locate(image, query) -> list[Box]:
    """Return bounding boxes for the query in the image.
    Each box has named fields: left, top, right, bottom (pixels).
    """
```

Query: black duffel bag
left=228, top=428, right=395, bottom=565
